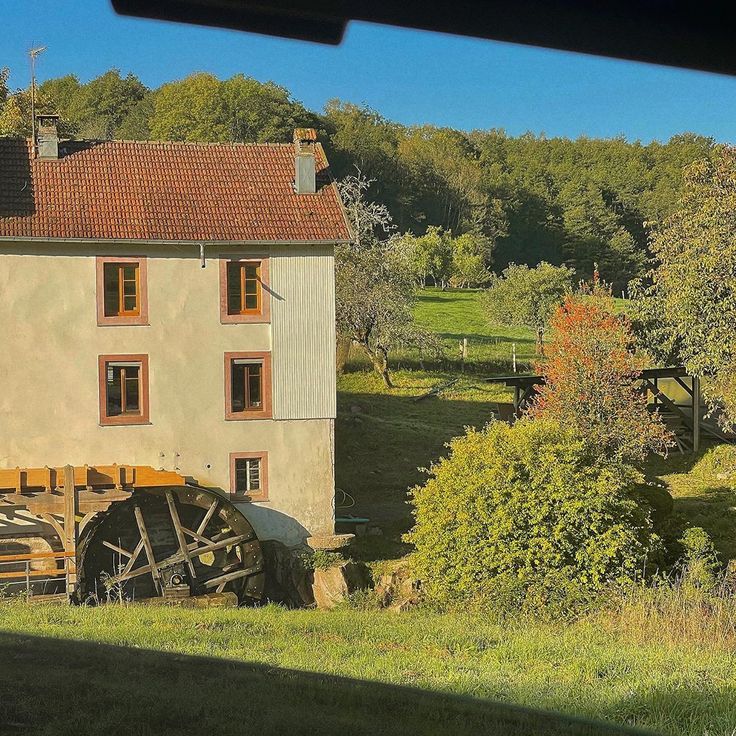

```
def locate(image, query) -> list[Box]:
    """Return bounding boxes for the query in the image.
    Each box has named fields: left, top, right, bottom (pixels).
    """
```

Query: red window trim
left=224, top=351, right=272, bottom=420
left=96, top=256, right=149, bottom=327
left=98, top=354, right=151, bottom=426
left=219, top=255, right=271, bottom=324
left=229, top=451, right=269, bottom=502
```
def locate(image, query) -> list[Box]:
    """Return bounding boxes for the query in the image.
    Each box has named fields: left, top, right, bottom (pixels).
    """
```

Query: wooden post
left=63, top=464, right=78, bottom=589
left=692, top=375, right=701, bottom=453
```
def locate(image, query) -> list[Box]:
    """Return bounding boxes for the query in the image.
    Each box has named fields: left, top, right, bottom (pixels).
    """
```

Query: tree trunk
left=372, top=348, right=393, bottom=388
left=360, top=343, right=394, bottom=388
left=536, top=328, right=545, bottom=357
left=336, top=335, right=352, bottom=375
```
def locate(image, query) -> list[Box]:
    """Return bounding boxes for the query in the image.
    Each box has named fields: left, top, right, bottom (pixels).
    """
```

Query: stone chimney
left=294, top=128, right=317, bottom=194
left=36, top=114, right=60, bottom=160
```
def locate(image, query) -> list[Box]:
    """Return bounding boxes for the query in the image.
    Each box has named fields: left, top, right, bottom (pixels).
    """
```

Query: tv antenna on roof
left=29, top=46, right=47, bottom=155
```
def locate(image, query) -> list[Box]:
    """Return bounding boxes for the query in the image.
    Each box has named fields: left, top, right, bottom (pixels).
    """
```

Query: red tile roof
left=0, top=138, right=351, bottom=243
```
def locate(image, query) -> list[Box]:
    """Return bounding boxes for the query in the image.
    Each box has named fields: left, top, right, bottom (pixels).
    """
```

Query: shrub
left=405, top=418, right=655, bottom=610
left=530, top=288, right=670, bottom=465
left=679, top=527, right=719, bottom=591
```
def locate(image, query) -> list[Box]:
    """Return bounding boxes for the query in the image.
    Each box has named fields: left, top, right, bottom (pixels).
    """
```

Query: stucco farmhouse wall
left=0, top=241, right=336, bottom=546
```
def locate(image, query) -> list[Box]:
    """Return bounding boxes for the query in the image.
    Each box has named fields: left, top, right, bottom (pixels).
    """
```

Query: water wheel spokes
left=79, top=485, right=264, bottom=603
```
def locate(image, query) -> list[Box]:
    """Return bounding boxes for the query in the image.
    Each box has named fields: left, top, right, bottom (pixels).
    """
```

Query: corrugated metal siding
left=271, top=246, right=337, bottom=419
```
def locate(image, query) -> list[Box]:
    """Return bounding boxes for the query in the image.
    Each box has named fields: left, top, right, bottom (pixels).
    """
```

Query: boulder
left=306, top=533, right=354, bottom=551
left=374, top=560, right=421, bottom=610
left=312, top=561, right=371, bottom=610
left=261, top=540, right=315, bottom=608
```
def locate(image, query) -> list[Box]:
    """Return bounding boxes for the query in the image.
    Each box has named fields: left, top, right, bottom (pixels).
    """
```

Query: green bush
left=679, top=527, right=719, bottom=591
left=405, top=418, right=656, bottom=610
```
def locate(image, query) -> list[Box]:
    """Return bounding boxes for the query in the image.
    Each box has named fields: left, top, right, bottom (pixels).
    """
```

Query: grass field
left=2, top=600, right=736, bottom=736
left=336, top=288, right=736, bottom=567
left=336, top=288, right=530, bottom=547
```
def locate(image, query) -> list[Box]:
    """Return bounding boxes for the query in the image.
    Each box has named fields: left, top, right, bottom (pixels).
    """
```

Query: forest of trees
left=0, top=67, right=718, bottom=288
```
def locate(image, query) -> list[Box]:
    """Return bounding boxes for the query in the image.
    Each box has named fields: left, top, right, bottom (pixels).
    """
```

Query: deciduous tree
left=335, top=173, right=437, bottom=387
left=530, top=286, right=670, bottom=464
left=481, top=262, right=574, bottom=354
left=637, top=147, right=736, bottom=427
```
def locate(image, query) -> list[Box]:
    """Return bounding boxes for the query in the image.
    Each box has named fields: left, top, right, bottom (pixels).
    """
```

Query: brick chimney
left=36, top=114, right=60, bottom=160
left=294, top=128, right=317, bottom=194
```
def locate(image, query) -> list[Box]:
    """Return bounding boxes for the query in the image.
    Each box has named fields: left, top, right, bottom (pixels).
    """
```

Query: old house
left=0, top=120, right=351, bottom=558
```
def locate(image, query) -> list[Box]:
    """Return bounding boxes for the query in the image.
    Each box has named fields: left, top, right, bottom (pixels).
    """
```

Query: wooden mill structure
left=487, top=366, right=733, bottom=453
left=0, top=464, right=265, bottom=603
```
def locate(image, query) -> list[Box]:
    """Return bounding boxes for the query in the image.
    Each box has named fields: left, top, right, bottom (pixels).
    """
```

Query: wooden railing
left=0, top=550, right=75, bottom=598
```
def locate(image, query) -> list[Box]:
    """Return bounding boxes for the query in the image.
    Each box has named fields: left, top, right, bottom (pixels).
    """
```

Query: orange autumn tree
left=530, top=286, right=671, bottom=465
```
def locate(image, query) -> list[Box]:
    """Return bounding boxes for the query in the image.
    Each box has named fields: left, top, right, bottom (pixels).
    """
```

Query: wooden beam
left=120, top=539, right=146, bottom=578
left=63, top=465, right=78, bottom=586
left=38, top=513, right=65, bottom=543
left=166, top=491, right=197, bottom=579
left=133, top=504, right=161, bottom=592
left=0, top=550, right=73, bottom=563
left=202, top=565, right=260, bottom=589
left=673, top=376, right=694, bottom=397
left=0, top=465, right=187, bottom=494
left=108, top=533, right=251, bottom=585
left=196, top=498, right=219, bottom=537
left=641, top=379, right=693, bottom=428
left=102, top=540, right=135, bottom=559
left=0, top=568, right=68, bottom=580
left=181, top=526, right=213, bottom=545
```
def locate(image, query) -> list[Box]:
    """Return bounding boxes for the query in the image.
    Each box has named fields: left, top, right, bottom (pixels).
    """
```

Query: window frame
left=229, top=451, right=269, bottom=502
left=96, top=256, right=149, bottom=326
left=98, top=354, right=150, bottom=426
left=224, top=351, right=272, bottom=420
left=219, top=255, right=270, bottom=324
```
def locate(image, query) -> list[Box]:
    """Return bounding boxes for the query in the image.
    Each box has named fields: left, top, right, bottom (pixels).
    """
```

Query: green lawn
left=344, top=288, right=538, bottom=375
left=3, top=600, right=736, bottom=736
left=336, top=289, right=653, bottom=555
left=337, top=288, right=532, bottom=547
left=645, top=443, right=736, bottom=562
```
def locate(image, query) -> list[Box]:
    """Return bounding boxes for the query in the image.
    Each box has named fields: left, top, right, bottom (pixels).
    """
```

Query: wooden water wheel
left=78, top=485, right=264, bottom=604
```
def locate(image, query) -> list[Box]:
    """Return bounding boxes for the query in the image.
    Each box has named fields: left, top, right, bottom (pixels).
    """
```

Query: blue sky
left=3, top=0, right=736, bottom=143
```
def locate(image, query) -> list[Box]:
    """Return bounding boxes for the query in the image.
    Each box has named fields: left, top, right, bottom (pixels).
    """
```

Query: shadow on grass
left=416, top=292, right=475, bottom=304
left=336, top=390, right=495, bottom=529
left=0, top=630, right=653, bottom=736
left=671, top=488, right=736, bottom=561
left=437, top=332, right=536, bottom=346
left=642, top=443, right=736, bottom=561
